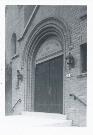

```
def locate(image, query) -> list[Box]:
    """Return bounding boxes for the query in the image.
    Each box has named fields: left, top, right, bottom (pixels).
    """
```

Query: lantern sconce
left=16, top=70, right=23, bottom=89
left=66, top=52, right=75, bottom=70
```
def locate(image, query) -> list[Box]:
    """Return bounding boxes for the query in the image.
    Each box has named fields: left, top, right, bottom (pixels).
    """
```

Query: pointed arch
left=22, top=17, right=71, bottom=111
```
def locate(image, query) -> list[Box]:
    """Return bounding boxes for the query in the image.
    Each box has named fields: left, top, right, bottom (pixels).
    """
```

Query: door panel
left=34, top=61, right=49, bottom=112
left=34, top=55, right=63, bottom=113
left=49, top=55, right=63, bottom=113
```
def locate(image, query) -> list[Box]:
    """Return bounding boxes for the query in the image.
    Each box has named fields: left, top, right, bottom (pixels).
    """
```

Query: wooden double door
left=34, top=55, right=63, bottom=113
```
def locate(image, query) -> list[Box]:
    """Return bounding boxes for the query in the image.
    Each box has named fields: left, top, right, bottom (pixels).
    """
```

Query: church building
left=5, top=5, right=87, bottom=126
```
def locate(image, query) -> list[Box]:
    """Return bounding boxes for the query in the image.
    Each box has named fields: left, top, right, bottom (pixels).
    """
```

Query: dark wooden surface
left=34, top=55, right=63, bottom=113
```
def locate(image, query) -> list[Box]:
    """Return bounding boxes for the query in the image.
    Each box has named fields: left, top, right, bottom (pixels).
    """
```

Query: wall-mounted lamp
left=16, top=70, right=23, bottom=89
left=66, top=52, right=75, bottom=70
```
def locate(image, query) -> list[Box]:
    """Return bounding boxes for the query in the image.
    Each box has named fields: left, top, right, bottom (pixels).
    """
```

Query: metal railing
left=69, top=94, right=87, bottom=106
left=10, top=99, right=22, bottom=112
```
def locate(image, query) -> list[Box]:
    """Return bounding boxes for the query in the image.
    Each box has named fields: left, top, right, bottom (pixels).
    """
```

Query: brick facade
left=5, top=5, right=87, bottom=126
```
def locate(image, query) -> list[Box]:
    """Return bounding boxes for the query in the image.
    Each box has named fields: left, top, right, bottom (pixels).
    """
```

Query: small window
left=80, top=43, right=87, bottom=73
left=11, top=33, right=16, bottom=56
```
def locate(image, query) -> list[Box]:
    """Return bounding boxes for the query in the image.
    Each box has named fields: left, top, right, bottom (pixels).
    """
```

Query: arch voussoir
left=22, top=17, right=71, bottom=111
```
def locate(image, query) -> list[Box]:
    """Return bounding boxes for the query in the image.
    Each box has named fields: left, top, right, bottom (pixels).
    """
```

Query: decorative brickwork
left=5, top=5, right=87, bottom=126
left=22, top=17, right=71, bottom=112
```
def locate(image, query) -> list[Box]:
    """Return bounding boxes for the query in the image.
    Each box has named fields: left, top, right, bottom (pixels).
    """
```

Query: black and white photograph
left=5, top=5, right=87, bottom=127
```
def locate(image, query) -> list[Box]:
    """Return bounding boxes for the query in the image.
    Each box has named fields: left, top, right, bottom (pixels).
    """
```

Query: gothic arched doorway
left=23, top=17, right=71, bottom=113
left=34, top=38, right=63, bottom=113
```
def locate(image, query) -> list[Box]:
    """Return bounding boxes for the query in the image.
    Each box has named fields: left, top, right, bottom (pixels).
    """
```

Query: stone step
left=21, top=111, right=72, bottom=127
left=21, top=111, right=67, bottom=120
left=27, top=119, right=72, bottom=127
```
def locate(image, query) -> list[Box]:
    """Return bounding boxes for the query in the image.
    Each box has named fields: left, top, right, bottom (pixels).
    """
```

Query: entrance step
left=21, top=111, right=72, bottom=127
left=21, top=111, right=67, bottom=120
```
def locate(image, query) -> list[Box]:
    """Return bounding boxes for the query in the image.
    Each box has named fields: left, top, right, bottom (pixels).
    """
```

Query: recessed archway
left=22, top=17, right=71, bottom=112
left=35, top=37, right=63, bottom=113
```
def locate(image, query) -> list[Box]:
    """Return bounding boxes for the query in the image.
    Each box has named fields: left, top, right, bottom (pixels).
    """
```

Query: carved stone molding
left=23, top=17, right=71, bottom=63
left=22, top=17, right=71, bottom=111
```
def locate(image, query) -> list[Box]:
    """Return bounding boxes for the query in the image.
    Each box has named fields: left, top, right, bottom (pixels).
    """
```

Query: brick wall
left=5, top=5, right=87, bottom=126
left=5, top=5, right=24, bottom=115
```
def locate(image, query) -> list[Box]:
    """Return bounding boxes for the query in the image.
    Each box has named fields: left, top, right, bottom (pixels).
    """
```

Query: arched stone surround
left=22, top=17, right=71, bottom=112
